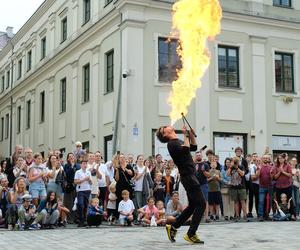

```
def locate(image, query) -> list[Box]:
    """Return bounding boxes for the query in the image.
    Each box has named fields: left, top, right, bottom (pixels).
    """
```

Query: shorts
left=29, top=181, right=47, bottom=199
left=208, top=191, right=221, bottom=205
left=200, top=184, right=208, bottom=201
left=119, top=216, right=131, bottom=225
left=230, top=188, right=247, bottom=202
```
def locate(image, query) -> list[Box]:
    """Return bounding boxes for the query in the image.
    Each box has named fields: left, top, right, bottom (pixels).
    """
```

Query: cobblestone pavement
left=0, top=222, right=299, bottom=250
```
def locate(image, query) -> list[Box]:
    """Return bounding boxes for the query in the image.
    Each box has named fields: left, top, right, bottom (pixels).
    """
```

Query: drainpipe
left=9, top=41, right=14, bottom=156
left=112, top=13, right=123, bottom=155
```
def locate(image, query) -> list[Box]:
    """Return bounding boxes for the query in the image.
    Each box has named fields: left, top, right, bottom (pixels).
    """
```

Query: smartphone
left=201, top=145, right=207, bottom=151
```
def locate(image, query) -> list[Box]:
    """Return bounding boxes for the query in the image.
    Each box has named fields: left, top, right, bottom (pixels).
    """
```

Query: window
left=218, top=45, right=240, bottom=88
left=275, top=52, right=294, bottom=93
left=5, top=114, right=9, bottom=139
left=1, top=76, right=4, bottom=93
left=273, top=0, right=291, bottom=7
left=40, top=91, right=45, bottom=123
left=82, top=141, right=90, bottom=152
left=41, top=37, right=46, bottom=60
left=106, top=50, right=114, bottom=93
left=17, top=106, right=21, bottom=134
left=105, top=0, right=113, bottom=6
left=17, top=59, right=22, bottom=79
left=61, top=17, right=67, bottom=43
left=83, top=63, right=90, bottom=103
left=0, top=117, right=4, bottom=141
left=83, top=0, right=91, bottom=25
left=26, top=100, right=31, bottom=129
left=27, top=50, right=32, bottom=71
left=60, top=78, right=67, bottom=113
left=6, top=71, right=10, bottom=88
left=158, top=37, right=181, bottom=83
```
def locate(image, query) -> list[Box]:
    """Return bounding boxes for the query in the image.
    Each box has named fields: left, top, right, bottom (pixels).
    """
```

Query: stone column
left=72, top=0, right=79, bottom=39
left=71, top=61, right=78, bottom=147
left=30, top=89, right=36, bottom=150
left=48, top=77, right=55, bottom=150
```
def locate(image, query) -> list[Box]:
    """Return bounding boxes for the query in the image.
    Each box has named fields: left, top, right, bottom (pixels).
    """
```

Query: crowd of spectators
left=0, top=142, right=299, bottom=230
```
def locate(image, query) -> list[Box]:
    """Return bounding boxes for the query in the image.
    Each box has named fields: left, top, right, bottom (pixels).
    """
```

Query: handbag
left=121, top=169, right=135, bottom=188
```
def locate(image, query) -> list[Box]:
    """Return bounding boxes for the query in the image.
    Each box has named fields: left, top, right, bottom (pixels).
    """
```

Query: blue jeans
left=258, top=187, right=273, bottom=218
left=292, top=185, right=300, bottom=216
left=77, top=190, right=91, bottom=223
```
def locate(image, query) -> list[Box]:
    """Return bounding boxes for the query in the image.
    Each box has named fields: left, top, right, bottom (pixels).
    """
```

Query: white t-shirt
left=105, top=162, right=115, bottom=182
left=87, top=162, right=95, bottom=172
left=118, top=199, right=135, bottom=219
left=97, top=163, right=108, bottom=188
left=249, top=164, right=259, bottom=184
left=134, top=165, right=145, bottom=192
left=74, top=169, right=92, bottom=192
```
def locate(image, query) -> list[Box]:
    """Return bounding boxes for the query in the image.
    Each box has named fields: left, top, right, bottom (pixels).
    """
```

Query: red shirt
left=259, top=164, right=273, bottom=188
left=273, top=164, right=292, bottom=189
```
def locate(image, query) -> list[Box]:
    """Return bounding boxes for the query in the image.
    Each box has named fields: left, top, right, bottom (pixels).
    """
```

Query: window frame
left=17, top=106, right=21, bottom=134
left=157, top=37, right=181, bottom=84
left=26, top=100, right=31, bottom=130
left=27, top=50, right=32, bottom=72
left=6, top=71, right=10, bottom=89
left=105, top=50, right=114, bottom=94
left=274, top=52, right=294, bottom=93
left=82, top=63, right=90, bottom=103
left=1, top=75, right=4, bottom=93
left=17, top=59, right=22, bottom=80
left=5, top=113, right=9, bottom=139
left=273, top=0, right=292, bottom=8
left=217, top=45, right=240, bottom=89
left=40, top=91, right=45, bottom=123
left=83, top=0, right=91, bottom=25
left=61, top=17, right=68, bottom=43
left=60, top=78, right=67, bottom=113
left=104, top=0, right=113, bottom=7
left=41, top=37, right=46, bottom=60
left=0, top=117, right=4, bottom=141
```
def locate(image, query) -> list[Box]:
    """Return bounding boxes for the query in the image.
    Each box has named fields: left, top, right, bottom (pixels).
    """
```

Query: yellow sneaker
left=183, top=233, right=204, bottom=244
left=166, top=224, right=177, bottom=243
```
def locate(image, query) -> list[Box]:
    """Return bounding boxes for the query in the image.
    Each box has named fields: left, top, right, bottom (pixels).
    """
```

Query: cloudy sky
left=0, top=0, right=45, bottom=33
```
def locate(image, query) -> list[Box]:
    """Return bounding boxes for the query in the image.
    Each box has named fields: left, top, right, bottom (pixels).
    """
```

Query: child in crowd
left=18, top=194, right=38, bottom=230
left=207, top=161, right=222, bottom=221
left=138, top=197, right=159, bottom=226
left=87, top=198, right=103, bottom=227
left=118, top=190, right=135, bottom=226
left=166, top=191, right=183, bottom=224
left=35, top=191, right=60, bottom=229
left=273, top=193, right=293, bottom=221
left=162, top=167, right=174, bottom=206
left=156, top=200, right=166, bottom=226
left=153, top=172, right=165, bottom=203
left=57, top=197, right=70, bottom=226
left=107, top=183, right=117, bottom=225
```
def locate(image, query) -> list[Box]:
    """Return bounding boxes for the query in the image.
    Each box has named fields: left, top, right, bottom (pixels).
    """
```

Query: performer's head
left=156, top=125, right=175, bottom=143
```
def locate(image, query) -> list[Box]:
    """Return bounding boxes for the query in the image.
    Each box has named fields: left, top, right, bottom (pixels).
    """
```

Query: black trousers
left=173, top=175, right=206, bottom=236
left=87, top=214, right=102, bottom=226
left=249, top=183, right=259, bottom=215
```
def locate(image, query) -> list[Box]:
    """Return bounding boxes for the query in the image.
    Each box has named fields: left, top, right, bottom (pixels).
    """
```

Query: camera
left=122, top=69, right=130, bottom=78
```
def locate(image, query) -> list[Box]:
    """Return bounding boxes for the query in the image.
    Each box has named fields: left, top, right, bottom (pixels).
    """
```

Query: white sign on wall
left=272, top=136, right=300, bottom=151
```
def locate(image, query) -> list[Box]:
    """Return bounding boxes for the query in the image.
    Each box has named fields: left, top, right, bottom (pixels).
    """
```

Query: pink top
left=272, top=164, right=292, bottom=189
left=143, top=205, right=159, bottom=219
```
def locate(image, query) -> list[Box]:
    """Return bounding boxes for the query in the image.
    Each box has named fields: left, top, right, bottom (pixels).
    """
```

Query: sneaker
left=215, top=216, right=220, bottom=222
left=205, top=218, right=211, bottom=223
left=258, top=217, right=264, bottom=222
left=247, top=213, right=253, bottom=218
left=224, top=216, right=229, bottom=221
left=209, top=215, right=214, bottom=221
left=166, top=224, right=177, bottom=243
left=8, top=224, right=13, bottom=231
left=183, top=234, right=204, bottom=244
left=29, top=223, right=39, bottom=230
left=19, top=223, right=25, bottom=231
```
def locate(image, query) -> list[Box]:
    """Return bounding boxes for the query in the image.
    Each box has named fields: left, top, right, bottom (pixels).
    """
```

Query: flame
left=169, top=0, right=222, bottom=124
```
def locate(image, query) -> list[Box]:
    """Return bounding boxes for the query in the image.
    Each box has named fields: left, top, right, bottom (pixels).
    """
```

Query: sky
left=0, top=0, right=45, bottom=33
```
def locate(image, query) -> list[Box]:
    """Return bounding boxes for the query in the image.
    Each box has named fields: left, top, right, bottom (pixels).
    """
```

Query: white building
left=0, top=0, right=300, bottom=163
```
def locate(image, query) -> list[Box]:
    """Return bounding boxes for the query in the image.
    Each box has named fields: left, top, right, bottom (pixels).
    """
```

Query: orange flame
left=169, top=0, right=222, bottom=124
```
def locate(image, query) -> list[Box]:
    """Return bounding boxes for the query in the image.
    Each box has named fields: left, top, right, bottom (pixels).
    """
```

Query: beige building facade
left=0, top=0, right=300, bottom=162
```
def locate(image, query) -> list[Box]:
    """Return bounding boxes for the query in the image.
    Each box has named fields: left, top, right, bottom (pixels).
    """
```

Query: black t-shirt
left=195, top=162, right=210, bottom=185
left=167, top=139, right=197, bottom=177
